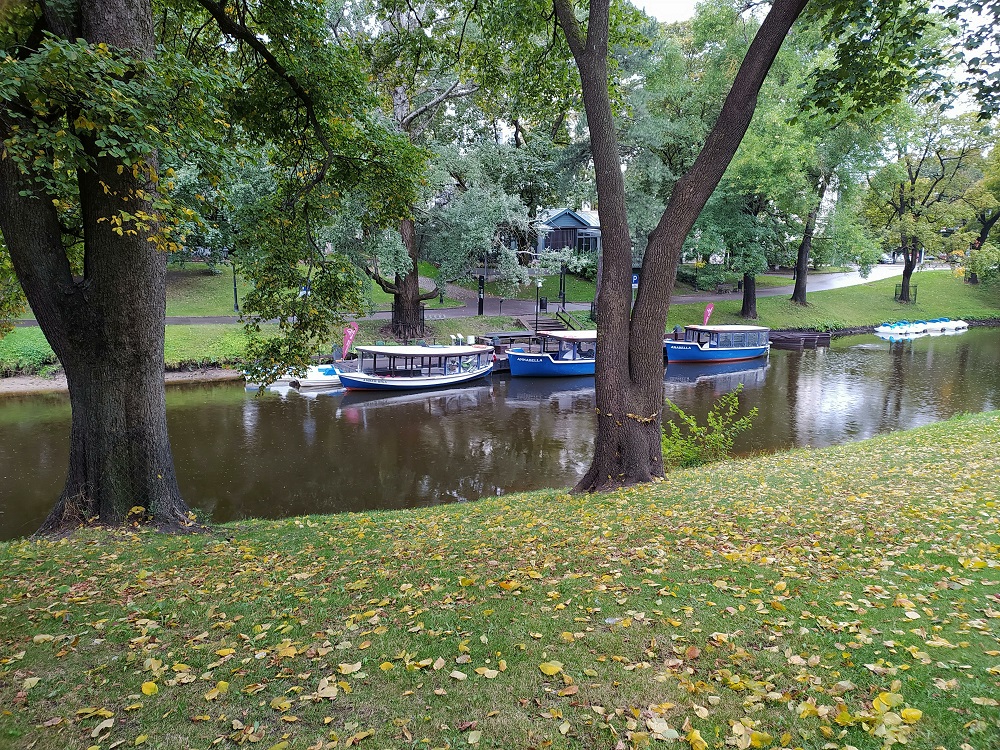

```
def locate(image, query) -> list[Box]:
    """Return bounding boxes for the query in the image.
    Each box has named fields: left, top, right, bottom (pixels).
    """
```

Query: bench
left=714, top=282, right=738, bottom=294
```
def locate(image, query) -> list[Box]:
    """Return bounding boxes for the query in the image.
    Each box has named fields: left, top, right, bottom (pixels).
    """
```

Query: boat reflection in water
left=502, top=376, right=595, bottom=409
left=664, top=358, right=769, bottom=393
left=336, top=383, right=494, bottom=427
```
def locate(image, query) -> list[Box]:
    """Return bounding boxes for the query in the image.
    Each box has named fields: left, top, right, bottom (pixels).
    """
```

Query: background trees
left=863, top=105, right=992, bottom=301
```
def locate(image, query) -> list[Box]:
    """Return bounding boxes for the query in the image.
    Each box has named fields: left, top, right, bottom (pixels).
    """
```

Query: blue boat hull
left=507, top=349, right=595, bottom=377
left=664, top=340, right=768, bottom=363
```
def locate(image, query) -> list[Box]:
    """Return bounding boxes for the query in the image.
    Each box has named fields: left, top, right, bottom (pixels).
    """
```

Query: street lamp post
left=559, top=264, right=566, bottom=311
left=231, top=257, right=239, bottom=313
left=534, top=279, right=543, bottom=336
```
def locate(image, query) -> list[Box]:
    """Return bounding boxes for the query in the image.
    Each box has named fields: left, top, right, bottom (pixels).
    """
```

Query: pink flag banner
left=342, top=322, right=359, bottom=359
left=703, top=303, right=714, bottom=326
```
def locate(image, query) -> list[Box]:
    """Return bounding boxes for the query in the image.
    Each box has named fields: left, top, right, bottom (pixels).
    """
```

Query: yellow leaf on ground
left=687, top=728, right=708, bottom=750
left=338, top=662, right=362, bottom=674
left=901, top=708, right=923, bottom=723
left=539, top=661, right=563, bottom=676
left=141, top=682, right=158, bottom=696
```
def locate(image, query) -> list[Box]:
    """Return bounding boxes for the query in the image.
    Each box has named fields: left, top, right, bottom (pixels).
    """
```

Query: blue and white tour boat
left=664, top=324, right=770, bottom=363
left=506, top=330, right=597, bottom=377
left=335, top=344, right=494, bottom=391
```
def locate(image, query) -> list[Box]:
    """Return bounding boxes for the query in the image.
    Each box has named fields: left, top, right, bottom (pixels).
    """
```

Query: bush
left=675, top=264, right=739, bottom=291
left=662, top=384, right=757, bottom=468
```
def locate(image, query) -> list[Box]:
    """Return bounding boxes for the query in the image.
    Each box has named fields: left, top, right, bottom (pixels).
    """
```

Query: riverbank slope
left=2, top=412, right=998, bottom=750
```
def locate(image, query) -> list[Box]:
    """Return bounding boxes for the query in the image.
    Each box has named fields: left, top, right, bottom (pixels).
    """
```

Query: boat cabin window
left=719, top=333, right=733, bottom=348
left=699, top=331, right=712, bottom=344
left=734, top=333, right=746, bottom=347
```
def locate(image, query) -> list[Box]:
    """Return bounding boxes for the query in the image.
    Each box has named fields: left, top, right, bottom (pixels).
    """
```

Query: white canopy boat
left=335, top=344, right=494, bottom=391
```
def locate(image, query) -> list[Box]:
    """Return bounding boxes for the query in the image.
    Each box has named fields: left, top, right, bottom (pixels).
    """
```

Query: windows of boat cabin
left=719, top=333, right=733, bottom=348
left=733, top=333, right=746, bottom=347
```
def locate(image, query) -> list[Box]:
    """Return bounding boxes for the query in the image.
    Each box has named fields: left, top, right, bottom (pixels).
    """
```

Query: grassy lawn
left=165, top=267, right=252, bottom=317
left=668, top=270, right=1000, bottom=330
left=2, top=412, right=999, bottom=749
left=0, top=318, right=525, bottom=375
left=0, top=326, right=251, bottom=375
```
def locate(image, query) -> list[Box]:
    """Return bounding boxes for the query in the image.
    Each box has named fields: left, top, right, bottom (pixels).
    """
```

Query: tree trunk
left=898, top=235, right=918, bottom=302
left=740, top=273, right=758, bottom=318
left=554, top=0, right=808, bottom=493
left=390, top=217, right=434, bottom=340
left=790, top=175, right=828, bottom=305
left=0, top=0, right=193, bottom=534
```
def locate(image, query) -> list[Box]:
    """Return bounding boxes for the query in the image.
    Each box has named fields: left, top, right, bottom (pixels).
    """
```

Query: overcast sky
left=639, top=0, right=698, bottom=23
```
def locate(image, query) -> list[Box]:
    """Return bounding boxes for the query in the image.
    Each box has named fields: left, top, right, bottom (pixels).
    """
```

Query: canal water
left=2, top=329, right=998, bottom=541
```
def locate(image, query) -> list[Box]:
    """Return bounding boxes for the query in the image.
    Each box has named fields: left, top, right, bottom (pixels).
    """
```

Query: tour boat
left=334, top=344, right=494, bottom=391
left=506, top=330, right=597, bottom=377
left=664, top=325, right=770, bottom=362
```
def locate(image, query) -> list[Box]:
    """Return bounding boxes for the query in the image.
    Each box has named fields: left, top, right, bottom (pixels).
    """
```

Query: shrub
left=662, top=384, right=758, bottom=468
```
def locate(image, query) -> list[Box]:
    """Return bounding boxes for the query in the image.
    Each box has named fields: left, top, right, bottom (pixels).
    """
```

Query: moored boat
left=507, top=330, right=597, bottom=377
left=277, top=364, right=342, bottom=388
left=335, top=344, right=494, bottom=391
left=664, top=325, right=770, bottom=362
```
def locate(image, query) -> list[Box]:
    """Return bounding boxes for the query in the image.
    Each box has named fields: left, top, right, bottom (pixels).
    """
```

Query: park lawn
left=0, top=325, right=252, bottom=375
left=165, top=267, right=252, bottom=318
left=0, top=318, right=526, bottom=375
left=667, top=269, right=1000, bottom=330
left=2, top=412, right=999, bottom=750
left=356, top=316, right=523, bottom=345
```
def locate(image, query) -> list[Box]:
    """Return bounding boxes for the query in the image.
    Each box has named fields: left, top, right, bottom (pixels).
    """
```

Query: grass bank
left=0, top=317, right=522, bottom=376
left=2, top=413, right=998, bottom=750
left=667, top=270, right=1000, bottom=331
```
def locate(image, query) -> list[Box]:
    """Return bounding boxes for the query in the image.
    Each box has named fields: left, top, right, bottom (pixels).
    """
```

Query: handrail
left=556, top=310, right=582, bottom=330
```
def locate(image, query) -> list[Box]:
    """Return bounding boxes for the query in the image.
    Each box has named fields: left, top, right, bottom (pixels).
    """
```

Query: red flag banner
left=703, top=303, right=714, bottom=326
left=342, top=322, right=359, bottom=358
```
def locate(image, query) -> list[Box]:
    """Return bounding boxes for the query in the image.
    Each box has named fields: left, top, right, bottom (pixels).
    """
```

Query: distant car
left=879, top=253, right=896, bottom=264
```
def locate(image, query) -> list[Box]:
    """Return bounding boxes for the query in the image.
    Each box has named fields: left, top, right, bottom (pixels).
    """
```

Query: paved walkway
left=13, top=265, right=908, bottom=327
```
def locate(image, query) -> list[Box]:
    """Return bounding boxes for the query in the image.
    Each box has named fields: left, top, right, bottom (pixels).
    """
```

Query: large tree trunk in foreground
left=554, top=0, right=808, bottom=492
left=0, top=0, right=192, bottom=534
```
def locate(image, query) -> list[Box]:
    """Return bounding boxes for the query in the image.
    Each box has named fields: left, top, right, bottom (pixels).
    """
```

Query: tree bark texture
left=0, top=0, right=192, bottom=533
left=389, top=218, right=437, bottom=339
left=898, top=234, right=918, bottom=302
left=740, top=274, right=758, bottom=319
left=790, top=175, right=828, bottom=305
left=554, top=0, right=808, bottom=493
